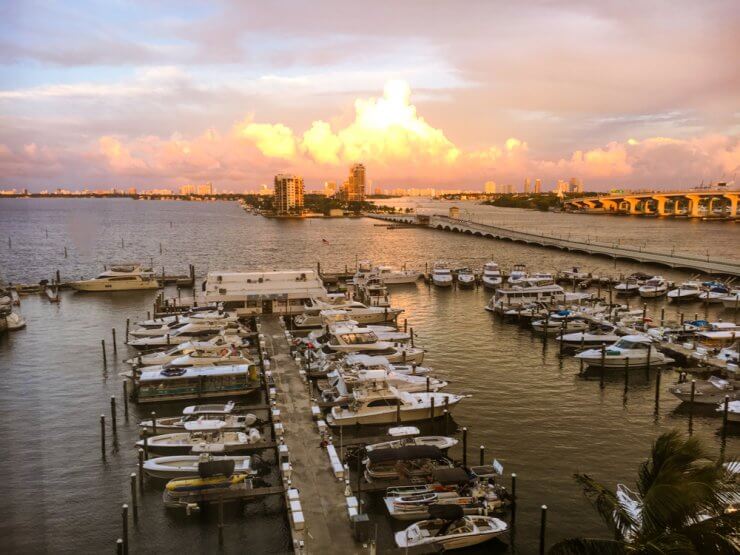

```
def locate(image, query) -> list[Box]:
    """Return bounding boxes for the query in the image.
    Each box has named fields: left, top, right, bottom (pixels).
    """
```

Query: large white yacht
left=372, top=265, right=422, bottom=285
left=507, top=264, right=527, bottom=284
left=486, top=281, right=566, bottom=312
left=667, top=281, right=703, bottom=301
left=481, top=261, right=502, bottom=289
left=71, top=264, right=160, bottom=292
left=575, top=335, right=673, bottom=368
left=301, top=299, right=403, bottom=324
left=125, top=337, right=246, bottom=366
left=638, top=276, right=668, bottom=298
left=431, top=263, right=453, bottom=287
left=321, top=368, right=447, bottom=404
left=126, top=323, right=246, bottom=349
left=319, top=325, right=425, bottom=363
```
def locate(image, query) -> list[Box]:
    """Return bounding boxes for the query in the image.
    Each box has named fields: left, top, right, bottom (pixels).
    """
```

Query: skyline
left=1, top=1, right=739, bottom=192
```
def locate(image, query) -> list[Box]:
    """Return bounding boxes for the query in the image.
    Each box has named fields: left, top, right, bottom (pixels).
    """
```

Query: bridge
left=365, top=213, right=740, bottom=277
left=563, top=190, right=739, bottom=218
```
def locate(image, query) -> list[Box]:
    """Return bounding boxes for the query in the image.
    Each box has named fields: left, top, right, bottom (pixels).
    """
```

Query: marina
left=1, top=199, right=738, bottom=553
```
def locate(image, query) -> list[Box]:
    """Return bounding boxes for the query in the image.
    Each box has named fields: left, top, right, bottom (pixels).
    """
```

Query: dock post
left=100, top=415, right=106, bottom=457
left=130, top=473, right=138, bottom=522
left=396, top=402, right=401, bottom=425
left=660, top=308, right=665, bottom=327
left=137, top=449, right=144, bottom=489
left=642, top=303, right=647, bottom=323
left=143, top=436, right=149, bottom=459
left=151, top=412, right=157, bottom=436
left=426, top=377, right=430, bottom=393
left=116, top=538, right=123, bottom=555
left=600, top=343, right=606, bottom=389
left=443, top=409, right=449, bottom=435
left=112, top=328, right=117, bottom=353
left=624, top=357, right=629, bottom=392
left=410, top=328, right=415, bottom=348
left=102, top=339, right=107, bottom=367
left=646, top=344, right=652, bottom=381
left=430, top=396, right=435, bottom=421
left=688, top=380, right=696, bottom=435
left=404, top=319, right=408, bottom=333
left=110, top=396, right=117, bottom=433
left=680, top=313, right=684, bottom=328
left=56, top=269, right=60, bottom=284
left=539, top=505, right=547, bottom=555
left=479, top=445, right=485, bottom=466
left=654, top=368, right=661, bottom=412
left=147, top=311, right=150, bottom=321
left=511, top=473, right=517, bottom=506
left=123, top=382, right=129, bottom=420
left=122, top=504, right=129, bottom=555
left=559, top=320, right=566, bottom=354
left=462, top=427, right=468, bottom=468
left=722, top=395, right=729, bottom=439
left=125, top=319, right=130, bottom=342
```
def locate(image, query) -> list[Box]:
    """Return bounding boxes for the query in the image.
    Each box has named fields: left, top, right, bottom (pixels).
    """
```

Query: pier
left=365, top=213, right=740, bottom=277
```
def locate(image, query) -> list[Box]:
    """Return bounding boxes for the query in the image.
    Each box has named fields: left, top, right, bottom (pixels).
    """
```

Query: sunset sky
left=1, top=0, right=738, bottom=191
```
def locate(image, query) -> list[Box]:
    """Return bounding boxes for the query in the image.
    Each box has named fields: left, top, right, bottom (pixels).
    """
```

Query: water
left=1, top=198, right=738, bottom=554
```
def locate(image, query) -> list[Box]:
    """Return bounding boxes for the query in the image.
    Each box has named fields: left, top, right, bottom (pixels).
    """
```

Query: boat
left=614, top=274, right=651, bottom=296
left=638, top=276, right=668, bottom=298
left=126, top=323, right=246, bottom=349
left=162, top=460, right=252, bottom=509
left=574, top=335, right=674, bottom=368
left=135, top=308, right=228, bottom=328
left=557, top=323, right=620, bottom=347
left=70, top=263, right=160, bottom=292
left=698, top=283, right=731, bottom=304
left=315, top=354, right=433, bottom=378
left=300, top=299, right=403, bottom=324
left=136, top=419, right=263, bottom=454
left=318, top=325, right=425, bottom=364
left=507, top=264, right=527, bottom=284
left=481, top=262, right=502, bottom=289
left=456, top=268, right=476, bottom=288
left=327, top=386, right=464, bottom=426
left=669, top=376, right=737, bottom=405
left=162, top=350, right=251, bottom=369
left=431, top=263, right=453, bottom=287
left=125, top=337, right=247, bottom=366
left=395, top=506, right=508, bottom=550
left=364, top=445, right=455, bottom=482
left=130, top=317, right=241, bottom=338
left=5, top=311, right=26, bottom=331
left=486, top=281, right=566, bottom=312
left=716, top=400, right=740, bottom=423
left=365, top=426, right=457, bottom=452
left=321, top=368, right=446, bottom=403
left=132, top=364, right=259, bottom=403
left=144, top=453, right=255, bottom=479
left=720, top=291, right=740, bottom=309
left=306, top=317, right=407, bottom=345
left=667, top=281, right=703, bottom=301
left=372, top=265, right=421, bottom=285
left=531, top=311, right=589, bottom=335
left=560, top=267, right=590, bottom=281
left=139, top=401, right=258, bottom=434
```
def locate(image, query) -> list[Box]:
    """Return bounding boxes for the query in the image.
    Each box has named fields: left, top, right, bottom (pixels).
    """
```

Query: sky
left=1, top=0, right=738, bottom=192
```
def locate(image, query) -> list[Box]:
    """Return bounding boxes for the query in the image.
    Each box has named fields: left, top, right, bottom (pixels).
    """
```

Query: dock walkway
left=262, top=316, right=362, bottom=554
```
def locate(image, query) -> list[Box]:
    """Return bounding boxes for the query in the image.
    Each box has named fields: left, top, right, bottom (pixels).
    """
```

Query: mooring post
left=122, top=382, right=129, bottom=420
left=151, top=412, right=157, bottom=436
left=559, top=320, right=565, bottom=354
left=600, top=342, right=606, bottom=389
left=116, top=538, right=123, bottom=555
left=479, top=445, right=485, bottom=466
left=125, top=319, right=130, bottom=343
left=410, top=328, right=415, bottom=348
left=680, top=312, right=684, bottom=328
left=624, top=357, right=629, bottom=392
left=443, top=409, right=449, bottom=435
left=396, top=402, right=401, bottom=425
left=722, top=395, right=730, bottom=439
left=539, top=505, right=548, bottom=555
left=511, top=473, right=517, bottom=506
left=642, top=303, right=647, bottom=323
left=646, top=344, right=652, bottom=381
left=130, top=473, right=138, bottom=522
left=100, top=414, right=106, bottom=457
left=660, top=308, right=665, bottom=327
left=110, top=396, right=117, bottom=433
left=430, top=396, right=435, bottom=421
left=101, top=339, right=107, bottom=367
left=462, top=427, right=468, bottom=468
left=654, top=368, right=661, bottom=411
left=137, top=449, right=144, bottom=489
left=143, top=435, right=149, bottom=459
left=122, top=504, right=129, bottom=555
left=426, top=376, right=430, bottom=393
left=404, top=319, right=408, bottom=333
left=112, top=328, right=117, bottom=353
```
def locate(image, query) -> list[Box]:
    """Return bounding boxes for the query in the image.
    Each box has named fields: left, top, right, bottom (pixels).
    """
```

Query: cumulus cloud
left=235, top=121, right=297, bottom=160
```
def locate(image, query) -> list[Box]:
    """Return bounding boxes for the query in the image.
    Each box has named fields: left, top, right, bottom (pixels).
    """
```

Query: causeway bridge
left=563, top=190, right=738, bottom=218
left=366, top=213, right=740, bottom=277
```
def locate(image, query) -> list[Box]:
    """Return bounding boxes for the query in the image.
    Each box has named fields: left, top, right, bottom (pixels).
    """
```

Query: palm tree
left=549, top=430, right=739, bottom=554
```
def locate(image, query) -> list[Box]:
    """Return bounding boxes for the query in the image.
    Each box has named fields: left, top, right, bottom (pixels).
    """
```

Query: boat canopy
left=183, top=401, right=236, bottom=416
left=184, top=419, right=227, bottom=432
left=387, top=426, right=420, bottom=437
left=367, top=445, right=443, bottom=463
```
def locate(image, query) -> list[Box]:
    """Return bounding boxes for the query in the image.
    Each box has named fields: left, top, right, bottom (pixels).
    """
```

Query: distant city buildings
left=341, top=163, right=366, bottom=202
left=179, top=184, right=196, bottom=195
left=569, top=177, right=583, bottom=194
left=523, top=178, right=531, bottom=194
left=323, top=181, right=337, bottom=197
left=274, top=173, right=304, bottom=213
left=556, top=179, right=569, bottom=195
left=484, top=181, right=497, bottom=194
left=534, top=179, right=542, bottom=194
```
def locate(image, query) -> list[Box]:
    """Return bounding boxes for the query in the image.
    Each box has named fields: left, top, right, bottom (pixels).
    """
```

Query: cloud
left=236, top=121, right=297, bottom=160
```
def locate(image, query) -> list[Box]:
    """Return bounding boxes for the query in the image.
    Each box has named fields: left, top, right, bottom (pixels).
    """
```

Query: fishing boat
left=431, top=263, right=453, bottom=287
left=144, top=453, right=255, bottom=479
left=136, top=420, right=262, bottom=454
left=327, top=386, right=464, bottom=426
left=70, top=263, right=160, bottom=292
left=365, top=426, right=457, bottom=452
left=139, top=401, right=258, bottom=434
left=456, top=268, right=476, bottom=288
left=133, top=364, right=259, bottom=403
left=638, top=276, right=668, bottom=298
left=669, top=376, right=737, bottom=405
left=481, top=261, right=502, bottom=289
left=395, top=505, right=508, bottom=550
left=574, top=335, right=674, bottom=368
left=667, top=281, right=703, bottom=301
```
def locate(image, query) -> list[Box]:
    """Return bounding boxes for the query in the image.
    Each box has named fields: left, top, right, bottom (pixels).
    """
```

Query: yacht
left=321, top=368, right=446, bottom=404
left=574, top=335, right=673, bottom=368
left=143, top=454, right=255, bottom=479
left=531, top=311, right=589, bottom=335
left=135, top=309, right=233, bottom=329
left=139, top=402, right=257, bottom=434
left=327, top=386, right=464, bottom=426
left=698, top=283, right=731, bottom=304
left=133, top=364, right=258, bottom=403
left=456, top=268, right=476, bottom=288
left=321, top=353, right=433, bottom=378
left=486, top=281, right=566, bottom=312
left=301, top=299, right=403, bottom=324
left=365, top=426, right=457, bottom=452
left=667, top=281, right=703, bottom=301
left=5, top=311, right=26, bottom=331
left=70, top=264, right=160, bottom=292
left=614, top=274, right=651, bottom=295
left=125, top=337, right=246, bottom=366
left=395, top=508, right=508, bottom=550
left=431, top=263, right=453, bottom=287
left=135, top=420, right=263, bottom=454
left=507, top=264, right=527, bottom=284
left=557, top=323, right=620, bottom=347
left=163, top=465, right=253, bottom=509
left=561, top=267, right=590, bottom=281
left=638, top=276, right=668, bottom=298
left=130, top=317, right=240, bottom=338
left=126, top=323, right=246, bottom=349
left=669, top=376, right=737, bottom=405
left=320, top=325, right=425, bottom=364
left=306, top=318, right=406, bottom=345
left=481, top=262, right=502, bottom=289
left=373, top=265, right=422, bottom=285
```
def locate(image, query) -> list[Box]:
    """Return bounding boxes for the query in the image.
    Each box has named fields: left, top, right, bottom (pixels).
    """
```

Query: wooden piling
left=654, top=368, right=661, bottom=411
left=100, top=415, right=106, bottom=456
left=122, top=504, right=129, bottom=555
left=443, top=409, right=449, bottom=436
left=722, top=395, right=730, bottom=439
left=130, top=473, right=138, bottom=521
left=64, top=246, right=67, bottom=258
left=462, top=427, right=468, bottom=468
left=143, top=435, right=149, bottom=459
left=112, top=328, right=117, bottom=353
left=511, top=473, right=517, bottom=505
left=122, top=382, right=129, bottom=420
left=125, top=319, right=130, bottom=343
left=404, top=319, right=408, bottom=333
left=426, top=377, right=430, bottom=393
left=479, top=445, right=485, bottom=466
left=116, top=538, right=123, bottom=555
left=430, top=396, right=435, bottom=420
left=101, top=339, right=107, bottom=367
left=660, top=308, right=665, bottom=327
left=110, top=396, right=117, bottom=433
left=539, top=505, right=547, bottom=555
left=624, top=357, right=629, bottom=392
left=410, top=328, right=415, bottom=348
left=137, top=449, right=144, bottom=489
left=151, top=412, right=157, bottom=435
left=600, top=342, right=606, bottom=389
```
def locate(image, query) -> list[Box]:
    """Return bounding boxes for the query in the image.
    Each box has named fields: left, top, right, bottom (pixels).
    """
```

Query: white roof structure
left=203, top=270, right=327, bottom=301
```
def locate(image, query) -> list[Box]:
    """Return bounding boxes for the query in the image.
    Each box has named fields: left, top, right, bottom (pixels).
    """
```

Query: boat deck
left=263, top=316, right=362, bottom=554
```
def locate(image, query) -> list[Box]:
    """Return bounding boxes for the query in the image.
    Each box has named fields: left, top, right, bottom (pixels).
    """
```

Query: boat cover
left=367, top=445, right=443, bottom=463
left=428, top=504, right=464, bottom=520
left=432, top=467, right=471, bottom=485
left=198, top=459, right=235, bottom=478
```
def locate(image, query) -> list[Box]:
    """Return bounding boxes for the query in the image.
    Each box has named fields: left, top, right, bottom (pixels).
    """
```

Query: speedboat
left=431, top=263, right=453, bottom=287
left=667, top=281, right=703, bottom=301
left=575, top=335, right=673, bottom=368
left=144, top=453, right=255, bottom=479
left=5, top=311, right=26, bottom=331
left=456, top=268, right=476, bottom=288
left=70, top=263, right=160, bottom=292
left=135, top=310, right=235, bottom=329
left=365, top=426, right=457, bottom=452
left=670, top=376, right=737, bottom=405
left=327, top=386, right=464, bottom=426
left=507, top=264, right=527, bottom=284
left=139, top=402, right=258, bottom=434
left=162, top=461, right=252, bottom=509
left=372, top=265, right=421, bottom=285
left=126, top=324, right=247, bottom=349
left=319, top=325, right=425, bottom=364
left=638, top=276, right=668, bottom=298
left=395, top=507, right=508, bottom=550
left=364, top=445, right=455, bottom=482
left=698, top=283, right=731, bottom=304
left=136, top=420, right=262, bottom=454
left=125, top=337, right=246, bottom=366
left=557, top=323, right=620, bottom=347
left=531, top=311, right=589, bottom=335
left=614, top=273, right=650, bottom=295
left=321, top=354, right=433, bottom=378
left=130, top=316, right=240, bottom=338
left=481, top=262, right=502, bottom=289
left=561, top=267, right=590, bottom=281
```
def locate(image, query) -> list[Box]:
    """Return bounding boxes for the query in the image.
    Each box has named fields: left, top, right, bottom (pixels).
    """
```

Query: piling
left=479, top=445, right=485, bottom=466
left=64, top=246, right=67, bottom=258
left=688, top=380, right=696, bottom=435
left=130, top=473, right=138, bottom=521
left=56, top=269, right=60, bottom=284
left=646, top=344, right=652, bottom=381
left=410, top=328, right=415, bottom=348
left=600, top=343, right=606, bottom=389
left=100, top=415, right=106, bottom=456
left=654, top=369, right=661, bottom=411
left=426, top=377, right=430, bottom=393
left=143, top=436, right=149, bottom=459
left=116, top=539, right=123, bottom=555
left=722, top=396, right=730, bottom=439
left=430, top=396, right=435, bottom=420
left=642, top=303, right=647, bottom=323
left=539, top=505, right=548, bottom=555
left=396, top=402, right=401, bottom=425
left=125, top=319, right=130, bottom=342
left=122, top=504, right=129, bottom=555
left=151, top=412, right=157, bottom=435
left=462, top=427, right=468, bottom=468
left=137, top=449, right=144, bottom=489
left=122, top=382, right=129, bottom=420
left=110, top=396, right=117, bottom=433
left=660, top=308, right=665, bottom=327
left=101, top=340, right=107, bottom=367
left=511, top=473, right=517, bottom=505
left=443, top=409, right=449, bottom=435
left=403, top=319, right=408, bottom=333
left=680, top=313, right=685, bottom=327
left=112, top=328, right=117, bottom=353
left=623, top=357, right=630, bottom=392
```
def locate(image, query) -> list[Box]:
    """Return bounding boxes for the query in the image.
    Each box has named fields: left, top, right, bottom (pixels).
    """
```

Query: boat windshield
left=339, top=332, right=378, bottom=344
left=614, top=339, right=648, bottom=350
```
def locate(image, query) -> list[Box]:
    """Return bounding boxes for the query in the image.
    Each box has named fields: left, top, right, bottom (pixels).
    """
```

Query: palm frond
left=573, top=474, right=639, bottom=539
left=548, top=537, right=626, bottom=555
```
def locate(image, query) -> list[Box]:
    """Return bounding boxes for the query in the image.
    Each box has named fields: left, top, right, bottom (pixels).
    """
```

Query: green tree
left=550, top=431, right=738, bottom=554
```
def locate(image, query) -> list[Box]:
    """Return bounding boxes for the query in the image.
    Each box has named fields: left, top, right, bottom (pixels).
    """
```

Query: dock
left=365, top=213, right=740, bottom=277
left=262, top=315, right=363, bottom=554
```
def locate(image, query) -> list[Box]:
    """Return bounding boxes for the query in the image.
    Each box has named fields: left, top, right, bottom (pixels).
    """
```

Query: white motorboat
left=327, top=387, right=464, bottom=426
left=431, top=263, right=453, bottom=287
left=486, top=281, right=566, bottom=312
left=507, top=264, right=527, bottom=284
left=5, top=311, right=26, bottom=331
left=561, top=267, right=590, bottom=281
left=667, top=281, right=703, bottom=301
left=720, top=291, right=740, bottom=309
left=319, top=325, right=425, bottom=364
left=163, top=350, right=251, bottom=369
left=670, top=376, right=737, bottom=405
left=331, top=354, right=433, bottom=377
left=365, top=426, right=457, bottom=452
left=70, top=263, right=160, bottom=291
left=373, top=265, right=421, bottom=285
left=638, top=276, right=668, bottom=298
left=134, top=364, right=258, bottom=403
left=139, top=401, right=258, bottom=433
left=575, top=335, right=673, bottom=368
left=135, top=420, right=262, bottom=454
left=135, top=310, right=235, bottom=329
left=143, top=454, right=255, bottom=479
left=125, top=338, right=246, bottom=366
left=481, top=261, right=502, bottom=289
left=301, top=299, right=403, bottom=324
left=557, top=323, right=620, bottom=347
left=456, top=268, right=476, bottom=288
left=614, top=276, right=645, bottom=295
left=698, top=283, right=731, bottom=304
left=531, top=312, right=589, bottom=335
left=321, top=369, right=447, bottom=403
left=306, top=316, right=408, bottom=345
left=395, top=508, right=508, bottom=550
left=130, top=317, right=240, bottom=338
left=716, top=400, right=740, bottom=423
left=127, top=324, right=246, bottom=349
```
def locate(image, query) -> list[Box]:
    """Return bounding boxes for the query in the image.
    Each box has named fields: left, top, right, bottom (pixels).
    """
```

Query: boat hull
left=71, top=280, right=159, bottom=292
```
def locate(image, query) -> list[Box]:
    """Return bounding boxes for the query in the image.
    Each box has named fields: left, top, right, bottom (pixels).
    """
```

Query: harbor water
left=1, top=198, right=738, bottom=554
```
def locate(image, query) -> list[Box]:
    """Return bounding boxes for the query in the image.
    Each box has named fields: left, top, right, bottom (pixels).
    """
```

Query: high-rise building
left=179, top=184, right=196, bottom=195
left=523, top=178, right=531, bottom=194
left=197, top=182, right=214, bottom=195
left=534, top=179, right=542, bottom=194
left=343, top=163, right=366, bottom=202
left=484, top=181, right=497, bottom=194
left=556, top=179, right=569, bottom=194
left=323, top=181, right=337, bottom=197
left=505, top=184, right=514, bottom=194
left=274, top=174, right=304, bottom=214
left=568, top=177, right=582, bottom=195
